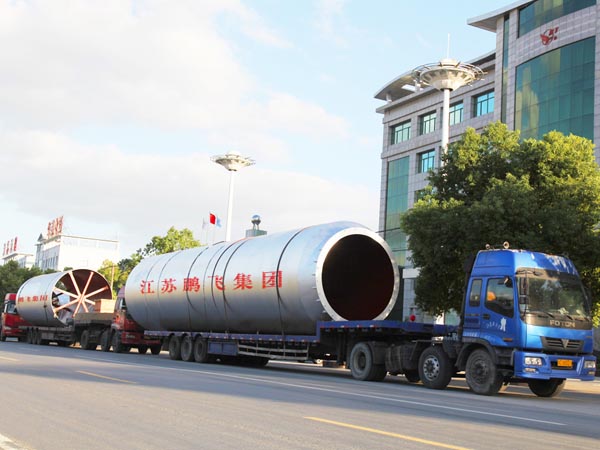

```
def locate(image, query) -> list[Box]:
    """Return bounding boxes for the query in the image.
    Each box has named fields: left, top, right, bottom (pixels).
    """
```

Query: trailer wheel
left=527, top=378, right=565, bottom=397
left=465, top=349, right=504, bottom=396
left=180, top=335, right=194, bottom=362
left=138, top=345, right=148, bottom=355
left=80, top=330, right=96, bottom=350
left=349, top=342, right=387, bottom=381
left=27, top=329, right=33, bottom=344
left=0, top=330, right=6, bottom=342
left=100, top=329, right=111, bottom=352
left=418, top=346, right=452, bottom=390
left=150, top=345, right=162, bottom=355
left=193, top=337, right=210, bottom=363
left=168, top=336, right=182, bottom=360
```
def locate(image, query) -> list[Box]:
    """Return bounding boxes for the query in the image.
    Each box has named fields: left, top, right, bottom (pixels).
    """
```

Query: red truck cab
left=109, top=288, right=161, bottom=354
left=1, top=293, right=30, bottom=341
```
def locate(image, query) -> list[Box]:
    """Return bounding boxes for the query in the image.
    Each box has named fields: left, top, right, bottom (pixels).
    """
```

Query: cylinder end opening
left=321, top=235, right=396, bottom=320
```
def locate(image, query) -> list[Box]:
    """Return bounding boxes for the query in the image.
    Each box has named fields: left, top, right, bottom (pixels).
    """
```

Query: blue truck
left=138, top=239, right=595, bottom=397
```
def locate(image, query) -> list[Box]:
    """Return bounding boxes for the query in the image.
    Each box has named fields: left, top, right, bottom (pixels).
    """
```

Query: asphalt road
left=0, top=341, right=599, bottom=450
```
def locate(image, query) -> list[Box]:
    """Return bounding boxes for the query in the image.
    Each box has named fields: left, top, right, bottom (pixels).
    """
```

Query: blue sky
left=0, top=0, right=510, bottom=260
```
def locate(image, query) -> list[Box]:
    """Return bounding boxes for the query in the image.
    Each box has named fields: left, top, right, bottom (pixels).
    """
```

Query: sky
left=0, top=0, right=511, bottom=260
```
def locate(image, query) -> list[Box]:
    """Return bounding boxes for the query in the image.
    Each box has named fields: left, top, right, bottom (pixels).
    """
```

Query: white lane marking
left=72, top=354, right=566, bottom=426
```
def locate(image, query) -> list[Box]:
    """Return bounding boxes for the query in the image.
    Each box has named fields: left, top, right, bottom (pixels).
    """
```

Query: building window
left=391, top=120, right=411, bottom=144
left=515, top=37, right=595, bottom=141
left=419, top=111, right=436, bottom=135
left=417, top=149, right=435, bottom=173
left=448, top=102, right=463, bottom=126
left=518, top=0, right=595, bottom=37
left=474, top=91, right=494, bottom=117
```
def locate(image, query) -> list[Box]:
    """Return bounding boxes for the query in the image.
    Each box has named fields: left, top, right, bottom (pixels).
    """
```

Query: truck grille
left=541, top=337, right=583, bottom=353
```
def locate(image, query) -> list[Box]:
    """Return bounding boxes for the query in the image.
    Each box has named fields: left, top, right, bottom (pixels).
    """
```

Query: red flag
left=209, top=213, right=216, bottom=225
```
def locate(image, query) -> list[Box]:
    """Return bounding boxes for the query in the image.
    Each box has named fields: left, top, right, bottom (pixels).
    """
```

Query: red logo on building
left=541, top=27, right=558, bottom=46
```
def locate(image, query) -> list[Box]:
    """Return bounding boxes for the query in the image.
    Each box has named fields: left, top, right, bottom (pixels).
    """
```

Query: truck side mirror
left=503, top=276, right=513, bottom=288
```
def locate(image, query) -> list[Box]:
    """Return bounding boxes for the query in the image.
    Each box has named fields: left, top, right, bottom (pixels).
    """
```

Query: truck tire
left=418, top=346, right=452, bottom=390
left=150, top=345, right=162, bottom=355
left=112, top=331, right=130, bottom=353
left=527, top=378, right=565, bottom=397
left=138, top=345, right=148, bottom=354
left=404, top=370, right=421, bottom=383
left=465, top=349, right=504, bottom=396
left=100, top=329, right=111, bottom=352
left=180, top=335, right=194, bottom=362
left=168, top=336, right=182, bottom=360
left=193, top=337, right=211, bottom=363
left=349, top=342, right=387, bottom=381
left=80, top=330, right=96, bottom=350
left=0, top=331, right=6, bottom=342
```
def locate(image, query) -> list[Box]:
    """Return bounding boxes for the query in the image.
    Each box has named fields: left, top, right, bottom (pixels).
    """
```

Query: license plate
left=557, top=359, right=572, bottom=368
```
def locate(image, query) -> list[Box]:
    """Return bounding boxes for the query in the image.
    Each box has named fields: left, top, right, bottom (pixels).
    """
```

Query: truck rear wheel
left=527, top=378, right=565, bottom=397
left=349, top=342, right=387, bottom=381
left=465, top=349, right=504, bottom=396
left=180, top=335, right=194, bottom=361
left=168, top=336, right=182, bottom=360
left=193, top=337, right=210, bottom=363
left=138, top=345, right=148, bottom=354
left=80, top=330, right=96, bottom=350
left=418, top=346, right=452, bottom=390
left=100, top=330, right=111, bottom=352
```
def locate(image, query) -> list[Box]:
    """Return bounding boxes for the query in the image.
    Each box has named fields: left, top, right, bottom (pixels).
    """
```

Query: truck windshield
left=517, top=268, right=591, bottom=322
left=4, top=301, right=17, bottom=314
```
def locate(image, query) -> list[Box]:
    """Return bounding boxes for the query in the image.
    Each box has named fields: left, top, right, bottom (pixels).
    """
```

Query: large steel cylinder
left=16, top=270, right=112, bottom=327
left=125, top=221, right=400, bottom=335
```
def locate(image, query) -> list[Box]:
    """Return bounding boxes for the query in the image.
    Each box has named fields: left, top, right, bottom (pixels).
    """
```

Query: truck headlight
left=584, top=360, right=596, bottom=370
left=524, top=357, right=543, bottom=366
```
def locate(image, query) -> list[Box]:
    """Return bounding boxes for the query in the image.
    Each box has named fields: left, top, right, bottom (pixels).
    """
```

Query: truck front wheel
left=527, top=378, right=565, bottom=397
left=466, top=349, right=504, bottom=396
left=349, top=342, right=387, bottom=381
left=112, top=331, right=130, bottom=353
left=418, top=346, right=452, bottom=390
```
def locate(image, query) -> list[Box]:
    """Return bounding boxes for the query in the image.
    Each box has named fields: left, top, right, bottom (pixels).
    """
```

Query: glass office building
left=374, top=0, right=599, bottom=321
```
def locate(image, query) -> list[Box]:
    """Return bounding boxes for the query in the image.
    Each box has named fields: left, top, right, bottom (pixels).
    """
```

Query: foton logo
left=550, top=319, right=575, bottom=328
left=541, top=27, right=559, bottom=45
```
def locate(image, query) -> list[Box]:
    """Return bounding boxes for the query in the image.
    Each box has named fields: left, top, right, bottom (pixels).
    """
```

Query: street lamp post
left=211, top=151, right=255, bottom=241
left=412, top=58, right=484, bottom=157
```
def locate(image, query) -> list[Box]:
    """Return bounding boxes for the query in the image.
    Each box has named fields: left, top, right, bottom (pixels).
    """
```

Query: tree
left=0, top=261, right=53, bottom=310
left=138, top=227, right=200, bottom=258
left=401, top=122, right=600, bottom=317
left=98, top=227, right=200, bottom=294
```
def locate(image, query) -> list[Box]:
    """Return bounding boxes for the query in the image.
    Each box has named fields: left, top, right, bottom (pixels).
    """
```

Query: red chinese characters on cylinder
left=139, top=271, right=283, bottom=295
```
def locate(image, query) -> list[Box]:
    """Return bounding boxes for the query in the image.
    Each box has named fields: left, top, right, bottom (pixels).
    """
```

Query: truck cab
left=460, top=248, right=596, bottom=396
left=106, top=287, right=161, bottom=355
left=1, top=293, right=30, bottom=341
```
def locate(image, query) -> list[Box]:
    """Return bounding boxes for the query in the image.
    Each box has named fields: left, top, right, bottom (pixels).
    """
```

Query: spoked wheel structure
left=51, top=270, right=112, bottom=323
left=16, top=269, right=113, bottom=328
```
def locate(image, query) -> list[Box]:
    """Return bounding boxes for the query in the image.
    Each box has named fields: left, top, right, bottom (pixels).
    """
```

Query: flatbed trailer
left=145, top=320, right=456, bottom=379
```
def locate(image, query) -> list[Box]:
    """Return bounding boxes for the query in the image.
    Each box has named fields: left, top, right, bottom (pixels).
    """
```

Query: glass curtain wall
left=385, top=157, right=410, bottom=267
left=515, top=37, right=595, bottom=141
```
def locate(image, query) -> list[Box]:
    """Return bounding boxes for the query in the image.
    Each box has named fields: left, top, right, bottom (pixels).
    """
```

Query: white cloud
left=0, top=1, right=373, bottom=260
left=313, top=0, right=348, bottom=47
left=0, top=130, right=377, bottom=257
